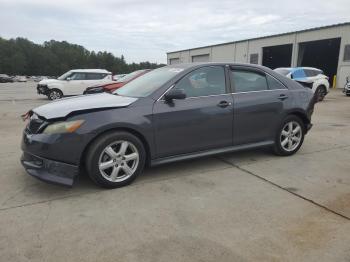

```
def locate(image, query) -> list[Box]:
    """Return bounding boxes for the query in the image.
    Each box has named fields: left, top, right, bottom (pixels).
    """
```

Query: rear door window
left=267, top=75, right=286, bottom=90
left=314, top=69, right=323, bottom=76
left=86, top=73, right=106, bottom=80
left=304, top=69, right=313, bottom=77
left=230, top=69, right=268, bottom=92
left=303, top=69, right=324, bottom=77
left=70, top=73, right=86, bottom=80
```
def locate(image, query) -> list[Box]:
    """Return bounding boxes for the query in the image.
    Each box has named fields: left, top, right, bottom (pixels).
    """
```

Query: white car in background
left=37, top=69, right=113, bottom=100
left=274, top=67, right=330, bottom=101
left=13, top=76, right=27, bottom=82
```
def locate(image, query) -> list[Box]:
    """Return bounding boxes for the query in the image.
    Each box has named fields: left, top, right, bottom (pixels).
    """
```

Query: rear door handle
left=217, top=101, right=232, bottom=108
left=278, top=94, right=288, bottom=100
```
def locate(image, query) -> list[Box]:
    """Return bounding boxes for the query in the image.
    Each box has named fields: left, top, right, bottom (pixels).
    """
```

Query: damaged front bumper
left=37, top=84, right=49, bottom=95
left=20, top=127, right=88, bottom=186
left=21, top=152, right=78, bottom=186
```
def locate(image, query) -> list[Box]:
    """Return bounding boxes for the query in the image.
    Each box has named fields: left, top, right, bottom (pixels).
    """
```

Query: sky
left=0, top=0, right=349, bottom=64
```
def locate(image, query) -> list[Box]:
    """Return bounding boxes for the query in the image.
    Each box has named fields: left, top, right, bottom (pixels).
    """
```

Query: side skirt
left=150, top=141, right=274, bottom=166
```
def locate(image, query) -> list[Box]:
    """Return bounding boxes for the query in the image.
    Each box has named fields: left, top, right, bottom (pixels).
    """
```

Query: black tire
left=85, top=131, right=146, bottom=188
left=315, top=85, right=327, bottom=102
left=47, top=89, right=63, bottom=100
left=273, top=115, right=305, bottom=156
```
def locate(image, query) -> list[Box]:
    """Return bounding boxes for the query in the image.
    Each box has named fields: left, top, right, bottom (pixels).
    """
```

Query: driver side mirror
left=66, top=77, right=71, bottom=81
left=164, top=89, right=186, bottom=102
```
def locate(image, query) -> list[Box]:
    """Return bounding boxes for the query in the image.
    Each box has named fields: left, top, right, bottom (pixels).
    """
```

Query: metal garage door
left=169, top=58, right=180, bottom=65
left=192, top=54, right=210, bottom=62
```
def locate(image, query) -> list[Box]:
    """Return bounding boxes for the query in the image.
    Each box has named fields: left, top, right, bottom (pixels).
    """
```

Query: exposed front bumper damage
left=37, top=84, right=49, bottom=95
left=20, top=128, right=87, bottom=186
left=21, top=152, right=78, bottom=186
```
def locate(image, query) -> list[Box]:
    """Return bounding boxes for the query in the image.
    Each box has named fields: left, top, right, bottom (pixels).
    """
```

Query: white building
left=167, top=22, right=350, bottom=88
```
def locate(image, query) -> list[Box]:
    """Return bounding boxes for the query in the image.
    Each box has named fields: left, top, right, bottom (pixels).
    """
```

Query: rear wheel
left=48, top=89, right=63, bottom=100
left=85, top=131, right=146, bottom=188
left=315, top=85, right=327, bottom=102
left=273, top=115, right=305, bottom=156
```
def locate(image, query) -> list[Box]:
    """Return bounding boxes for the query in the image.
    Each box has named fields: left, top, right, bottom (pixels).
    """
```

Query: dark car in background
left=21, top=63, right=315, bottom=188
left=0, top=74, right=14, bottom=83
left=84, top=69, right=151, bottom=94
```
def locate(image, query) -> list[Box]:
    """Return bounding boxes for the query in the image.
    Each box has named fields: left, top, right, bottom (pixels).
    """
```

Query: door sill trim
left=151, top=141, right=274, bottom=166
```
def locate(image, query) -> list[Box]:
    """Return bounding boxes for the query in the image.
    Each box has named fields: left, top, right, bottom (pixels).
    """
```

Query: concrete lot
left=0, top=82, right=350, bottom=261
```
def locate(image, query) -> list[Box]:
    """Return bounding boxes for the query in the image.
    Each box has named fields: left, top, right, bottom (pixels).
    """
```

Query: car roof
left=69, top=69, right=111, bottom=74
left=275, top=67, right=321, bottom=71
left=165, top=62, right=275, bottom=70
left=163, top=62, right=292, bottom=79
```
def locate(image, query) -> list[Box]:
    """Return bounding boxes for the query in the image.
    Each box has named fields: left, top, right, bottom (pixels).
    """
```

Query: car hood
left=33, top=93, right=138, bottom=119
left=38, top=79, right=61, bottom=85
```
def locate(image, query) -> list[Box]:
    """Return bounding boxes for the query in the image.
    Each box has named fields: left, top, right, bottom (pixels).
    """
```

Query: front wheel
left=273, top=116, right=305, bottom=156
left=47, top=89, right=63, bottom=100
left=85, top=131, right=146, bottom=188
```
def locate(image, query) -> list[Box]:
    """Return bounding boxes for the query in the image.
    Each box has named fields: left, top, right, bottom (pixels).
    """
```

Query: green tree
left=0, top=37, right=165, bottom=76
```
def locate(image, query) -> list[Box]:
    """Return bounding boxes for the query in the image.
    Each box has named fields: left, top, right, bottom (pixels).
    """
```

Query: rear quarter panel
left=267, top=67, right=315, bottom=123
left=285, top=87, right=315, bottom=124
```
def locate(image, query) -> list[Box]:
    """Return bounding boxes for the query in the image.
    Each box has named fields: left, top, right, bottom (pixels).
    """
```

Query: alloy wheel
left=280, top=121, right=302, bottom=152
left=98, top=140, right=140, bottom=182
left=49, top=90, right=61, bottom=100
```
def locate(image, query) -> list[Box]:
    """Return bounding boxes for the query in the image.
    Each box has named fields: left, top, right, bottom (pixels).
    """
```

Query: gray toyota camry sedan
left=21, top=63, right=315, bottom=188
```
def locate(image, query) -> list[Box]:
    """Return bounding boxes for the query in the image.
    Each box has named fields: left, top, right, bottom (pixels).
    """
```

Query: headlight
left=43, top=120, right=85, bottom=134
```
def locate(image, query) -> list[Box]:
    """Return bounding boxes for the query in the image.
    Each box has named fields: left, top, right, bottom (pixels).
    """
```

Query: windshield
left=57, top=71, right=72, bottom=80
left=114, top=67, right=182, bottom=98
left=117, top=70, right=145, bottom=83
left=274, top=68, right=291, bottom=76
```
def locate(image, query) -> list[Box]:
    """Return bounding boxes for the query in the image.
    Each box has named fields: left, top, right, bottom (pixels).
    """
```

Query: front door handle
left=278, top=94, right=288, bottom=100
left=217, top=101, right=232, bottom=108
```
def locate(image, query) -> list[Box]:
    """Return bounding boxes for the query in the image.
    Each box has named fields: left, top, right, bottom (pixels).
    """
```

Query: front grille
left=37, top=84, right=48, bottom=94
